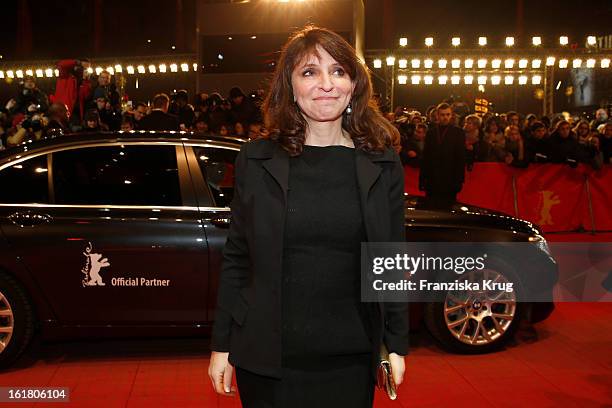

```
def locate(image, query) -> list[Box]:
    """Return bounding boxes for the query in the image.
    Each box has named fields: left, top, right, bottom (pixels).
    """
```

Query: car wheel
left=0, top=272, right=35, bottom=368
left=424, top=258, right=522, bottom=354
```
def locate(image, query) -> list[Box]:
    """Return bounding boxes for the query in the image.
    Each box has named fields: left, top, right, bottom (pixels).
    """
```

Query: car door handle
left=9, top=211, right=53, bottom=227
left=210, top=215, right=231, bottom=228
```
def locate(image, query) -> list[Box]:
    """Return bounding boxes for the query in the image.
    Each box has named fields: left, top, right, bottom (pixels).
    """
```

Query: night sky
left=1, top=0, right=610, bottom=61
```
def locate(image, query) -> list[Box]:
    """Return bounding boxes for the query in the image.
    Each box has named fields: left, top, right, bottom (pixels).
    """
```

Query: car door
left=0, top=142, right=208, bottom=326
left=183, top=142, right=239, bottom=321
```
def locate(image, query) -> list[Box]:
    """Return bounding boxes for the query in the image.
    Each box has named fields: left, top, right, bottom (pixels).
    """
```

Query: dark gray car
left=0, top=131, right=556, bottom=368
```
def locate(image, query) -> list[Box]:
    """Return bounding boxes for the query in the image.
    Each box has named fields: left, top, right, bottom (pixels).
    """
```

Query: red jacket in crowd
left=51, top=59, right=92, bottom=121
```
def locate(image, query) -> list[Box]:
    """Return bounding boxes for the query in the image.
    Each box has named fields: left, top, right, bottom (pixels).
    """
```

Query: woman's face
left=488, top=122, right=498, bottom=133
left=577, top=124, right=589, bottom=136
left=291, top=45, right=354, bottom=123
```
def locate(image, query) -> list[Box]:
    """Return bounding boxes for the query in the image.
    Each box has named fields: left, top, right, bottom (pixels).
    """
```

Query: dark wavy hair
left=262, top=25, right=398, bottom=156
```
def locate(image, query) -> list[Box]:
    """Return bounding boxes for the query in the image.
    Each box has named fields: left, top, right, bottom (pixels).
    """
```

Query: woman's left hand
left=388, top=352, right=406, bottom=386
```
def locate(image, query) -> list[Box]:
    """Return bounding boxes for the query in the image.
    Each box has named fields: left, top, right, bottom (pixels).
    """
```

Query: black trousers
left=235, top=353, right=375, bottom=408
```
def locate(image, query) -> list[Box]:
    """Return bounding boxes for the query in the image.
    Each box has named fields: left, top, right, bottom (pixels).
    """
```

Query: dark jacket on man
left=419, top=124, right=466, bottom=197
left=137, top=109, right=179, bottom=131
left=210, top=138, right=409, bottom=382
left=525, top=136, right=552, bottom=163
left=548, top=131, right=578, bottom=163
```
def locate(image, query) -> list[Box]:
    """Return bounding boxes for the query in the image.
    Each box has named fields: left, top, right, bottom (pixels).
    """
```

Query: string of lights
left=370, top=56, right=610, bottom=86
left=396, top=35, right=605, bottom=48
left=0, top=61, right=199, bottom=80
left=370, top=35, right=611, bottom=87
left=373, top=56, right=610, bottom=70
left=394, top=74, right=543, bottom=86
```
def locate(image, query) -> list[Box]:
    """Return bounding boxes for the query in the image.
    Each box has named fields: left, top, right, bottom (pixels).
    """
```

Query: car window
left=192, top=146, right=237, bottom=207
left=52, top=145, right=182, bottom=206
left=0, top=155, right=49, bottom=203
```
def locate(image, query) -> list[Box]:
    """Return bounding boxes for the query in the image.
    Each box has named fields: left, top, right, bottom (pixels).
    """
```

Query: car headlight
left=528, top=234, right=551, bottom=257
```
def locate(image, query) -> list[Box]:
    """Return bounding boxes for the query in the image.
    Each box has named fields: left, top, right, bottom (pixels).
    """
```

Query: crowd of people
left=0, top=62, right=610, bottom=172
left=394, top=103, right=612, bottom=170
left=0, top=60, right=268, bottom=149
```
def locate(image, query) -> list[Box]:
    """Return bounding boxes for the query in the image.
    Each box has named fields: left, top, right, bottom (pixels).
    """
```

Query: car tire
left=0, top=272, right=35, bottom=368
left=423, top=256, right=523, bottom=354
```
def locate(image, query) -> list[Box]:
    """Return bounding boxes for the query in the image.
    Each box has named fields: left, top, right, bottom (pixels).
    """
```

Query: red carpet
left=0, top=232, right=609, bottom=407
left=0, top=302, right=609, bottom=407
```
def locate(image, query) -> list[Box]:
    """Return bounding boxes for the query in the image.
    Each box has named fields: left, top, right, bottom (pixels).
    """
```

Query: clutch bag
left=376, top=343, right=397, bottom=400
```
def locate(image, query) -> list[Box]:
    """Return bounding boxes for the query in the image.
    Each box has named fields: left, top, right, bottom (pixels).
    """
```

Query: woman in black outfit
left=208, top=26, right=409, bottom=407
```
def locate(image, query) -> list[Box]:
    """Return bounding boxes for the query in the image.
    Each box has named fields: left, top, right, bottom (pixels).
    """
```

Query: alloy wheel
left=443, top=269, right=517, bottom=346
left=0, top=290, right=14, bottom=353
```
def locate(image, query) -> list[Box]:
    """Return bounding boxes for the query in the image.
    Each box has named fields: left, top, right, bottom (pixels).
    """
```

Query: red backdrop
left=404, top=164, right=611, bottom=233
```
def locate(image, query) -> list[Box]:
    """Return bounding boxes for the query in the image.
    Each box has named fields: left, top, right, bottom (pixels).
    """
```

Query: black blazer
left=211, top=138, right=409, bottom=381
left=137, top=110, right=179, bottom=131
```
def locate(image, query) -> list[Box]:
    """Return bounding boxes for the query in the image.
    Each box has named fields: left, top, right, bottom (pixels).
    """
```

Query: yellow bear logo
left=538, top=191, right=560, bottom=226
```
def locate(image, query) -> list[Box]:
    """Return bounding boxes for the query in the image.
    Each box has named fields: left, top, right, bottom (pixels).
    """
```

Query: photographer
left=5, top=112, right=46, bottom=147
left=10, top=76, right=49, bottom=116
left=94, top=96, right=121, bottom=131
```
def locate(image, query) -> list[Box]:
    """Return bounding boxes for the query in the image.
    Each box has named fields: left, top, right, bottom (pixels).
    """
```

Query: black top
left=281, top=145, right=371, bottom=367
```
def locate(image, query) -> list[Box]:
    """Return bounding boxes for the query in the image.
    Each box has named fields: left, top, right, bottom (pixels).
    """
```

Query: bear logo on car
left=81, top=242, right=111, bottom=287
